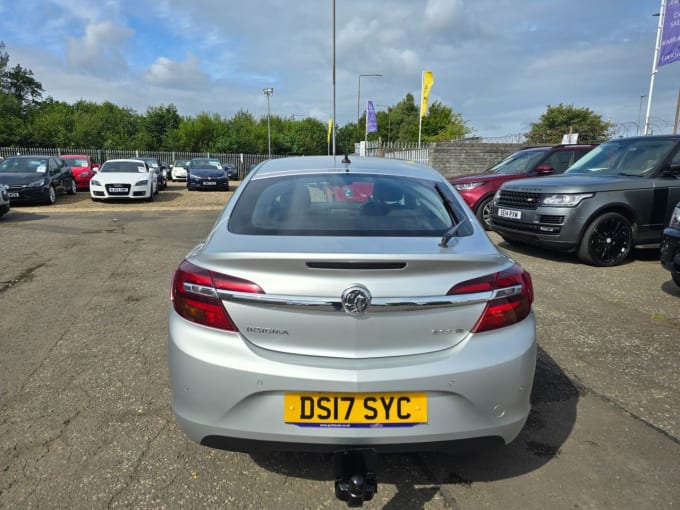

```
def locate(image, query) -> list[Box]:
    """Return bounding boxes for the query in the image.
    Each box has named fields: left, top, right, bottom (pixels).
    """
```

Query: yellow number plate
left=283, top=392, right=427, bottom=427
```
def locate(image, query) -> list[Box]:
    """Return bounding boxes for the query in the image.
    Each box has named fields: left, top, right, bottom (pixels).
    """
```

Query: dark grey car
left=490, top=135, right=680, bottom=266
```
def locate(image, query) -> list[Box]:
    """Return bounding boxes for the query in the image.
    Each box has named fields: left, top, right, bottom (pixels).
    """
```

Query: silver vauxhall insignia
left=168, top=155, right=536, bottom=503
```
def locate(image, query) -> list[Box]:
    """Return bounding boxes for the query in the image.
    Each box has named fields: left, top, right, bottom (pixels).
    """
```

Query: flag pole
left=644, top=0, right=666, bottom=135
left=418, top=71, right=424, bottom=147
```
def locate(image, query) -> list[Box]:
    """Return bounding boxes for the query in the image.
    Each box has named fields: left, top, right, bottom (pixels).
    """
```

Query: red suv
left=449, top=144, right=596, bottom=229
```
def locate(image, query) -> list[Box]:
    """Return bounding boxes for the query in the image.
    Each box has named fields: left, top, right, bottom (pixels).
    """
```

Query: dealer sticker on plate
left=497, top=208, right=521, bottom=220
left=284, top=392, right=427, bottom=427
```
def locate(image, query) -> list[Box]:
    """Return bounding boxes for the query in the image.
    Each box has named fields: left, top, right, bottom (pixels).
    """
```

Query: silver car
left=168, top=155, right=536, bottom=505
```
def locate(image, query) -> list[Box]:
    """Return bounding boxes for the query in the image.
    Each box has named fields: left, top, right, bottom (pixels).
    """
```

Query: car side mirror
left=535, top=165, right=554, bottom=175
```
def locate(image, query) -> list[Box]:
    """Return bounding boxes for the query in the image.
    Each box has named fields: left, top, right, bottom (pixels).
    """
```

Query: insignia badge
left=341, top=285, right=371, bottom=316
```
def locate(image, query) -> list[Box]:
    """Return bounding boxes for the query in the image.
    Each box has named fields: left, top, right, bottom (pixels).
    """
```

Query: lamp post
left=638, top=95, right=646, bottom=135
left=357, top=74, right=382, bottom=137
left=263, top=87, right=274, bottom=157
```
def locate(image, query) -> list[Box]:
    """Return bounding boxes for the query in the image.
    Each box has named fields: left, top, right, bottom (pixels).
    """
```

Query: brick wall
left=429, top=140, right=523, bottom=178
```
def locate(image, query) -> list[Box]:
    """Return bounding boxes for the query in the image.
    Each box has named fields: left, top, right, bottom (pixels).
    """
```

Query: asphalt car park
left=0, top=184, right=679, bottom=509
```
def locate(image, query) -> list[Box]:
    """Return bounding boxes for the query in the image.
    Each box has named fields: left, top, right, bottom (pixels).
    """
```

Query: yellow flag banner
left=420, top=70, right=434, bottom=118
left=327, top=119, right=333, bottom=144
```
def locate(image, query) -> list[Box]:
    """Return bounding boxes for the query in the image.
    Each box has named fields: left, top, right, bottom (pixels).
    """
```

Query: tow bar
left=334, top=449, right=377, bottom=507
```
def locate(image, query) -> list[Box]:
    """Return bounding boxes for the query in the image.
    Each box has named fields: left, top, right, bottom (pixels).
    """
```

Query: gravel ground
left=8, top=181, right=239, bottom=213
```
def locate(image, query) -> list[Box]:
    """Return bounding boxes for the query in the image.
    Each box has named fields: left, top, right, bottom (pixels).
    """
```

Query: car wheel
left=67, top=178, right=77, bottom=195
left=147, top=188, right=155, bottom=202
left=475, top=197, right=493, bottom=231
left=672, top=272, right=680, bottom=288
left=45, top=185, right=57, bottom=205
left=578, top=212, right=633, bottom=267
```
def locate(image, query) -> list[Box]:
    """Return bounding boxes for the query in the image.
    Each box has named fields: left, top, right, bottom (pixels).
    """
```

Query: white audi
left=90, top=159, right=158, bottom=201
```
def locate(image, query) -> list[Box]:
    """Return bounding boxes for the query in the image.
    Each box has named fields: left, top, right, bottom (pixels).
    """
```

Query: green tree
left=25, top=98, right=74, bottom=146
left=0, top=92, right=24, bottom=145
left=142, top=104, right=181, bottom=150
left=526, top=103, right=613, bottom=144
left=174, top=112, right=224, bottom=152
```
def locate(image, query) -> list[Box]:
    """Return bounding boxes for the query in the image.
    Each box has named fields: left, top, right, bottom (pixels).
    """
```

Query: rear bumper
left=168, top=309, right=536, bottom=452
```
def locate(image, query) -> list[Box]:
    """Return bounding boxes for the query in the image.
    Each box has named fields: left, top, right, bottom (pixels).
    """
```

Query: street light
left=638, top=95, right=646, bottom=135
left=357, top=74, right=382, bottom=135
left=263, top=87, right=274, bottom=158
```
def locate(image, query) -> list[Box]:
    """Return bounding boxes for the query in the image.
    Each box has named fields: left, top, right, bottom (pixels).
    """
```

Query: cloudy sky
left=1, top=0, right=679, bottom=139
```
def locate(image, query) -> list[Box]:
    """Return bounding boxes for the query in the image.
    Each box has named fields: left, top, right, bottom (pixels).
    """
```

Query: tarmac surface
left=0, top=183, right=679, bottom=509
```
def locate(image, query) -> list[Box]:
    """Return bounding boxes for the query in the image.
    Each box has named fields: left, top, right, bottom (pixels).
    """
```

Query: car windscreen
left=228, top=173, right=462, bottom=237
left=566, top=138, right=678, bottom=176
left=0, top=158, right=48, bottom=173
left=485, top=150, right=547, bottom=175
left=63, top=158, right=89, bottom=167
left=191, top=159, right=222, bottom=169
left=100, top=162, right=147, bottom=173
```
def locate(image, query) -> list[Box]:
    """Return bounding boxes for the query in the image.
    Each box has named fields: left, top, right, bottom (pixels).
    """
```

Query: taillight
left=448, top=264, right=533, bottom=333
left=171, top=260, right=263, bottom=331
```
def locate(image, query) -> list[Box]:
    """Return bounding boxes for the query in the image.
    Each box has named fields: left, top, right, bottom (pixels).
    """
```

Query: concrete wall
left=429, top=140, right=523, bottom=178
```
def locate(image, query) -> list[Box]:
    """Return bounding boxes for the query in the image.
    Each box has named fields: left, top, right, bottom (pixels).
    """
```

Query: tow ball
left=334, top=449, right=377, bottom=507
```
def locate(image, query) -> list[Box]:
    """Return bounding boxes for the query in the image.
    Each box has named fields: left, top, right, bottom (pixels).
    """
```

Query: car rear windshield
left=228, top=173, right=462, bottom=236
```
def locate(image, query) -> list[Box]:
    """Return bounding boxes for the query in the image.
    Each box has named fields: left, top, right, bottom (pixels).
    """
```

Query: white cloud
left=66, top=21, right=133, bottom=75
left=145, top=53, right=210, bottom=89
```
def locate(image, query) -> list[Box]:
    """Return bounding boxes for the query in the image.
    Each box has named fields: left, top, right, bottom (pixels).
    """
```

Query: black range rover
left=490, top=135, right=680, bottom=266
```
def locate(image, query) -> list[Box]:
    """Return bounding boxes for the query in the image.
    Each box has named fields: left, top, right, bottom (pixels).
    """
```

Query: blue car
left=187, top=158, right=229, bottom=191
left=661, top=202, right=680, bottom=288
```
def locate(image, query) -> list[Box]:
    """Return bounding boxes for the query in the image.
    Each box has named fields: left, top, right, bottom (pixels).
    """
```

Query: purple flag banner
left=366, top=100, right=378, bottom=133
left=659, top=0, right=680, bottom=67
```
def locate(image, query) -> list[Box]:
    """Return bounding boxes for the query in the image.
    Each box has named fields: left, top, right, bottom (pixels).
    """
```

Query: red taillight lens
left=448, top=264, right=533, bottom=333
left=171, top=260, right=263, bottom=331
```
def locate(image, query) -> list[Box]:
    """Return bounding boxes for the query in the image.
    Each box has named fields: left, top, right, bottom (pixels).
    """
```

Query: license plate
left=109, top=187, right=128, bottom=192
left=497, top=208, right=521, bottom=220
left=203, top=181, right=217, bottom=185
left=284, top=392, right=427, bottom=427
left=8, top=192, right=19, bottom=198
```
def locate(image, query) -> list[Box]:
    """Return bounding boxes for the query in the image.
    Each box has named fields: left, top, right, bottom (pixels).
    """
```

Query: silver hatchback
left=168, top=155, right=536, bottom=504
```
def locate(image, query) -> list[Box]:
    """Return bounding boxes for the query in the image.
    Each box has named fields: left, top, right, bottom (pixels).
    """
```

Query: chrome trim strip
left=215, top=285, right=523, bottom=312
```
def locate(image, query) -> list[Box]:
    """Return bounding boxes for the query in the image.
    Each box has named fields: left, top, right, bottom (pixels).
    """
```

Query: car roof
left=103, top=158, right=147, bottom=164
left=5, top=155, right=52, bottom=159
left=60, top=154, right=89, bottom=157
left=251, top=155, right=440, bottom=181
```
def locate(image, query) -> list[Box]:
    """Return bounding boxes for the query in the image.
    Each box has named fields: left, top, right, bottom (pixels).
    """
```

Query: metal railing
left=0, top=147, right=280, bottom=180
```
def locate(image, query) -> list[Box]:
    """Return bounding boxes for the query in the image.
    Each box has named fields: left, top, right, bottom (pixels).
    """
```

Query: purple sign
left=366, top=101, right=378, bottom=133
left=659, top=0, right=680, bottom=67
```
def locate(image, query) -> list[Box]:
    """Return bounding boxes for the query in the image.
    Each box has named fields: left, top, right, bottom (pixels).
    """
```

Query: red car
left=61, top=154, right=99, bottom=191
left=449, top=144, right=595, bottom=230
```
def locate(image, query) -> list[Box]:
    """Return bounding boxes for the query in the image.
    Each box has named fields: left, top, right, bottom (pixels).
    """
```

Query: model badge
left=341, top=285, right=372, bottom=316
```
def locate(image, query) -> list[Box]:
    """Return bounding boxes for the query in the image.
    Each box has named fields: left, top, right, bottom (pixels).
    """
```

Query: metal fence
left=0, top=144, right=432, bottom=176
left=0, top=147, right=279, bottom=180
